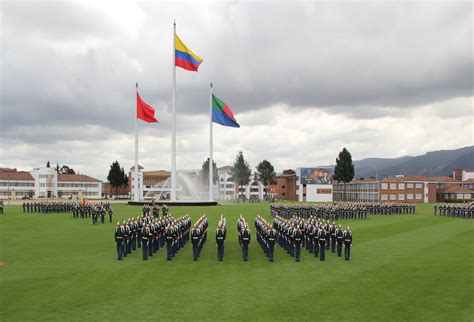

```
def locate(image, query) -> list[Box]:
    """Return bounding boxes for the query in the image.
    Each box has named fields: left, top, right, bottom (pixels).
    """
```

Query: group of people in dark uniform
left=71, top=203, right=113, bottom=224
left=433, top=202, right=473, bottom=218
left=237, top=216, right=251, bottom=261
left=272, top=215, right=353, bottom=261
left=271, top=202, right=416, bottom=220
left=270, top=203, right=367, bottom=221
left=255, top=216, right=277, bottom=261
left=191, top=215, right=208, bottom=261
left=365, top=202, right=416, bottom=215
left=22, top=201, right=77, bottom=213
left=114, top=211, right=191, bottom=261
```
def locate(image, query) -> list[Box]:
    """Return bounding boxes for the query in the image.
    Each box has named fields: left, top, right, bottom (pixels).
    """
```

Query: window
left=390, top=183, right=396, bottom=190
left=398, top=194, right=405, bottom=200
left=464, top=194, right=471, bottom=199
left=390, top=194, right=396, bottom=200
left=282, top=193, right=286, bottom=196
left=415, top=183, right=422, bottom=189
left=282, top=185, right=285, bottom=189
left=407, top=183, right=413, bottom=188
left=407, top=193, right=413, bottom=200
left=399, top=183, right=405, bottom=190
left=381, top=194, right=388, bottom=200
left=416, top=194, right=422, bottom=200
left=381, top=183, right=388, bottom=190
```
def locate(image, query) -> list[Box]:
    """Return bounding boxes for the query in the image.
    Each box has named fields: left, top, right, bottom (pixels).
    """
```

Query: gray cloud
left=0, top=1, right=472, bottom=179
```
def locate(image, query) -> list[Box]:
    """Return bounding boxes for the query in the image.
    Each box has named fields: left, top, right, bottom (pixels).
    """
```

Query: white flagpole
left=134, top=82, right=139, bottom=201
left=171, top=21, right=177, bottom=201
left=209, top=82, right=213, bottom=201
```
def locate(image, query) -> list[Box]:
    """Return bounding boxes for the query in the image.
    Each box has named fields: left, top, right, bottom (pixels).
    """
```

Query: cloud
left=0, top=1, right=472, bottom=180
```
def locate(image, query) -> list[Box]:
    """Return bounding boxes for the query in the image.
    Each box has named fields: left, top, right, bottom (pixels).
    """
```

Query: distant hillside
left=354, top=146, right=474, bottom=179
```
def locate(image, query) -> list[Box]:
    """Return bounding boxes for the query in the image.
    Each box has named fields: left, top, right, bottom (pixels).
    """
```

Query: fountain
left=131, top=171, right=218, bottom=207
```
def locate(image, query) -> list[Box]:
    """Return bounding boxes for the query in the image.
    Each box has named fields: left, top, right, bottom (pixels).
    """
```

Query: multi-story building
left=217, top=166, right=236, bottom=200
left=129, top=166, right=174, bottom=200
left=0, top=169, right=35, bottom=199
left=333, top=179, right=379, bottom=202
left=269, top=170, right=297, bottom=201
left=0, top=167, right=102, bottom=199
left=333, top=174, right=466, bottom=203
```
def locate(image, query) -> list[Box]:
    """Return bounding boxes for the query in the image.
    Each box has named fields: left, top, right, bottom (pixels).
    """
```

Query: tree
left=46, top=161, right=50, bottom=168
left=231, top=151, right=251, bottom=200
left=256, top=160, right=276, bottom=199
left=107, top=161, right=128, bottom=195
left=333, top=147, right=355, bottom=201
left=59, top=165, right=76, bottom=174
left=200, top=158, right=218, bottom=186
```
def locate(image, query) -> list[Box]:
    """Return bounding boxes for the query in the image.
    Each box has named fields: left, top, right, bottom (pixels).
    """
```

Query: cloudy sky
left=0, top=1, right=472, bottom=180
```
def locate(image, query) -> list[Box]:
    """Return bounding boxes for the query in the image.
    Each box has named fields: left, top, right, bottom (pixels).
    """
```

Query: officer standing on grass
left=108, top=207, right=113, bottom=223
left=165, top=224, right=174, bottom=261
left=319, top=226, right=327, bottom=261
left=335, top=225, right=343, bottom=257
left=343, top=227, right=353, bottom=261
left=216, top=216, right=226, bottom=261
left=330, top=222, right=336, bottom=253
left=293, top=227, right=302, bottom=262
left=240, top=226, right=251, bottom=261
left=141, top=224, right=150, bottom=260
left=114, top=222, right=125, bottom=260
left=268, top=228, right=277, bottom=262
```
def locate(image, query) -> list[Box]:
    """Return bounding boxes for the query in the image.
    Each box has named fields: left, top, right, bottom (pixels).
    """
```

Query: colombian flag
left=175, top=34, right=203, bottom=72
left=212, top=94, right=240, bottom=128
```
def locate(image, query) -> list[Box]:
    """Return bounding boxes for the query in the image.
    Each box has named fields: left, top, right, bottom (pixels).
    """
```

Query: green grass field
left=0, top=202, right=473, bottom=321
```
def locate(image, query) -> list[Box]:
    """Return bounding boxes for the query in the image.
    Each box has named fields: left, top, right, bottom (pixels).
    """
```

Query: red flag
left=137, top=92, right=159, bottom=123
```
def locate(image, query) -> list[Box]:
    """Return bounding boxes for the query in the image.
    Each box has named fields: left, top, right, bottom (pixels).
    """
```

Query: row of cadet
left=273, top=216, right=352, bottom=261
left=270, top=202, right=416, bottom=220
left=114, top=213, right=353, bottom=262
left=114, top=214, right=191, bottom=260
left=21, top=201, right=111, bottom=214
left=433, top=203, right=473, bottom=218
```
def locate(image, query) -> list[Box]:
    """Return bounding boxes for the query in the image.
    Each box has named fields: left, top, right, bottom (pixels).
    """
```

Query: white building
left=0, top=167, right=102, bottom=199
left=30, top=166, right=58, bottom=198
left=129, top=165, right=144, bottom=201
left=296, top=167, right=333, bottom=202
left=218, top=166, right=236, bottom=200
left=218, top=166, right=266, bottom=201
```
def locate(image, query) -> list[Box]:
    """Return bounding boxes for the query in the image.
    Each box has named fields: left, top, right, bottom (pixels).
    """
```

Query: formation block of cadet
left=255, top=216, right=277, bottom=262
left=68, top=201, right=112, bottom=222
left=215, top=215, right=227, bottom=261
left=114, top=211, right=190, bottom=261
left=433, top=203, right=473, bottom=218
left=21, top=201, right=106, bottom=214
left=237, top=216, right=251, bottom=261
left=191, top=215, right=208, bottom=261
left=273, top=214, right=354, bottom=262
left=271, top=202, right=416, bottom=220
left=164, top=214, right=191, bottom=261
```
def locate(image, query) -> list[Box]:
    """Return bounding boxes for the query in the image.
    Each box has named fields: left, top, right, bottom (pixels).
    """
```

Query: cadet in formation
left=164, top=215, right=191, bottom=261
left=255, top=216, right=277, bottom=262
left=215, top=215, right=227, bottom=261
left=191, top=215, right=208, bottom=261
left=273, top=215, right=354, bottom=262
left=237, top=216, right=251, bottom=261
left=434, top=203, right=473, bottom=218
left=343, top=227, right=353, bottom=261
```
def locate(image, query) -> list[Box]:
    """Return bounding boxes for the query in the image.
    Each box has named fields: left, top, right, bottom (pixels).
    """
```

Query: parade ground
left=0, top=202, right=473, bottom=321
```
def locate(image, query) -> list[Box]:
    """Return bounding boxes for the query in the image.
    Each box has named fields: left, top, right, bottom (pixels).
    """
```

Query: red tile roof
left=58, top=174, right=101, bottom=182
left=0, top=171, right=34, bottom=181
